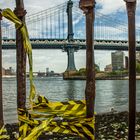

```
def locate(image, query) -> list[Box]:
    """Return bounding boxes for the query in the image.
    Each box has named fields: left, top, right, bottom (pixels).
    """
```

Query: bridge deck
left=2, top=39, right=140, bottom=50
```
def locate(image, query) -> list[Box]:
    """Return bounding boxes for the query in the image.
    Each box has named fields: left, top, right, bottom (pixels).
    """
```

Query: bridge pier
left=67, top=0, right=74, bottom=40
left=66, top=47, right=76, bottom=71
left=64, top=0, right=78, bottom=75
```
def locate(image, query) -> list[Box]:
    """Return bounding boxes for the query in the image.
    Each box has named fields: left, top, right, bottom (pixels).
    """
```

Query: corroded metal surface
left=0, top=10, right=3, bottom=128
left=79, top=0, right=95, bottom=118
left=79, top=0, right=94, bottom=12
left=125, top=1, right=136, bottom=140
left=14, top=0, right=27, bottom=110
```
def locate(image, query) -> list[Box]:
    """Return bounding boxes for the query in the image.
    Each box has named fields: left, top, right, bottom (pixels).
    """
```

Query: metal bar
left=127, top=2, right=136, bottom=140
left=85, top=7, right=95, bottom=118
left=0, top=11, right=4, bottom=128
left=14, top=0, right=27, bottom=110
left=79, top=0, right=96, bottom=118
left=125, top=1, right=136, bottom=140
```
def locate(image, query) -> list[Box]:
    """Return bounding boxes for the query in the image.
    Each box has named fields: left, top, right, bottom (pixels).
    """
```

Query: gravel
left=4, top=111, right=140, bottom=140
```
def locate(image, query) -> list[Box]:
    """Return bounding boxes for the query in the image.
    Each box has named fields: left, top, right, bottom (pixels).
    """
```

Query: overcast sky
left=0, top=0, right=140, bottom=72
left=0, top=0, right=139, bottom=14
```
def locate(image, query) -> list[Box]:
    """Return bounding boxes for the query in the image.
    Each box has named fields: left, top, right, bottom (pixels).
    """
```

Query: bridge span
left=2, top=38, right=140, bottom=51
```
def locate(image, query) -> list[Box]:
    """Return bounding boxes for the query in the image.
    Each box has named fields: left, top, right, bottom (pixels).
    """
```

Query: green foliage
left=79, top=68, right=86, bottom=73
left=78, top=68, right=86, bottom=76
left=77, top=64, right=100, bottom=76
left=95, top=64, right=100, bottom=72
left=107, top=70, right=128, bottom=76
left=136, top=62, right=140, bottom=73
left=107, top=71, right=118, bottom=76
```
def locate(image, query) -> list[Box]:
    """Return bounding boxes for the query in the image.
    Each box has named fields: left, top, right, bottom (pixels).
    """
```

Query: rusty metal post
left=79, top=0, right=95, bottom=118
left=125, top=0, right=136, bottom=140
left=14, top=0, right=27, bottom=109
left=0, top=10, right=4, bottom=128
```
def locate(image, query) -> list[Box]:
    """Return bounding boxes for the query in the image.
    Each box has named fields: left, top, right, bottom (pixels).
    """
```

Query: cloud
left=0, top=0, right=140, bottom=15
left=96, top=0, right=125, bottom=15
left=0, top=0, right=140, bottom=72
left=96, top=0, right=140, bottom=15
left=0, top=0, right=15, bottom=10
left=24, top=0, right=67, bottom=14
left=2, top=50, right=16, bottom=71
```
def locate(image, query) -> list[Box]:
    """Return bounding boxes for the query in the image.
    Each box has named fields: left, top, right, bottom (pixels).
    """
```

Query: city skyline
left=2, top=49, right=128, bottom=73
left=0, top=0, right=139, bottom=72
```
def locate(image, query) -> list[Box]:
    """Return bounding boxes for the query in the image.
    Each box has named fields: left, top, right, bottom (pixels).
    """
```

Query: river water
left=2, top=77, right=140, bottom=124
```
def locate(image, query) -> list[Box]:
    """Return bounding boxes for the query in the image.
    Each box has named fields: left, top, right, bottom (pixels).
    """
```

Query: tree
left=136, top=62, right=140, bottom=73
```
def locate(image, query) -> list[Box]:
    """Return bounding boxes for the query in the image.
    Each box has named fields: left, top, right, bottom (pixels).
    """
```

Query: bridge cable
left=62, top=8, right=65, bottom=39
left=58, top=9, right=61, bottom=39
left=50, top=13, right=52, bottom=39
left=46, top=15, right=48, bottom=38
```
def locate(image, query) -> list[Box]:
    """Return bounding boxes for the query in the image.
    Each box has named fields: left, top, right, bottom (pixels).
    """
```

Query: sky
left=0, top=0, right=140, bottom=73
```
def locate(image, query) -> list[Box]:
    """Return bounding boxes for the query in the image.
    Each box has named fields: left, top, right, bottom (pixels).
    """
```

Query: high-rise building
left=111, top=51, right=124, bottom=71
left=46, top=68, right=49, bottom=73
left=104, top=64, right=112, bottom=72
left=136, top=52, right=140, bottom=63
left=125, top=56, right=129, bottom=70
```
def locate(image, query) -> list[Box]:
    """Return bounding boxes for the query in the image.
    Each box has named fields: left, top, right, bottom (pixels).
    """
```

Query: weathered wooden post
left=14, top=0, right=27, bottom=110
left=79, top=0, right=95, bottom=118
left=124, top=0, right=136, bottom=140
left=0, top=10, right=4, bottom=128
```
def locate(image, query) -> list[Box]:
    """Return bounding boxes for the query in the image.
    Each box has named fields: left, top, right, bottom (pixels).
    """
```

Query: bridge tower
left=64, top=0, right=78, bottom=74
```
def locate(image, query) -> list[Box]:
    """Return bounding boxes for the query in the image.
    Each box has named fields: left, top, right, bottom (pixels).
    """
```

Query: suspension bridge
left=2, top=38, right=140, bottom=50
left=1, top=0, right=140, bottom=71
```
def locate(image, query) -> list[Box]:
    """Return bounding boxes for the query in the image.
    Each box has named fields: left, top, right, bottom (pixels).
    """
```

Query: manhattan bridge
left=1, top=0, right=140, bottom=71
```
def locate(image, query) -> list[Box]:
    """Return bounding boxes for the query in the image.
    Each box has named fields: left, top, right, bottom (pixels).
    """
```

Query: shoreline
left=3, top=75, right=140, bottom=80
left=63, top=76, right=140, bottom=80
left=2, top=75, right=16, bottom=78
left=4, top=111, right=140, bottom=140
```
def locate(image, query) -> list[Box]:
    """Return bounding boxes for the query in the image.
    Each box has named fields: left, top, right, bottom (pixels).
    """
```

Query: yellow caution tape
left=0, top=135, right=10, bottom=139
left=19, top=115, right=95, bottom=140
left=2, top=8, right=95, bottom=140
left=0, top=126, right=6, bottom=135
left=18, top=108, right=39, bottom=126
left=32, top=95, right=86, bottom=117
left=0, top=126, right=10, bottom=140
left=24, top=118, right=53, bottom=140
left=44, top=117, right=95, bottom=140
left=2, top=8, right=36, bottom=106
left=18, top=103, right=95, bottom=140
